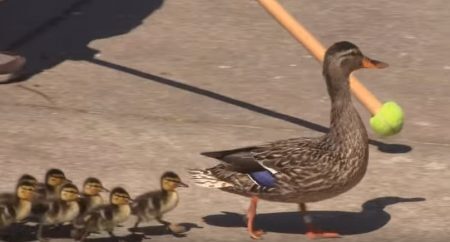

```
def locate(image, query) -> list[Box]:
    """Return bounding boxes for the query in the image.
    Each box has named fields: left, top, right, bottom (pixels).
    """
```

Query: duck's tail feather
left=188, top=169, right=233, bottom=188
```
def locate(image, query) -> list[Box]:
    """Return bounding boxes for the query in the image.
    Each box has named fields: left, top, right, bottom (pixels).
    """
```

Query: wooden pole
left=257, top=0, right=382, bottom=114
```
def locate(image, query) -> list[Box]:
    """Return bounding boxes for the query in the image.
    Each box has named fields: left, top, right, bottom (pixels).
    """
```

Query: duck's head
left=18, top=174, right=38, bottom=186
left=59, top=183, right=80, bottom=202
left=82, top=177, right=109, bottom=196
left=16, top=180, right=36, bottom=201
left=45, top=168, right=71, bottom=187
left=323, top=41, right=388, bottom=99
left=161, top=171, right=189, bottom=192
left=110, top=187, right=132, bottom=205
left=324, top=41, right=388, bottom=74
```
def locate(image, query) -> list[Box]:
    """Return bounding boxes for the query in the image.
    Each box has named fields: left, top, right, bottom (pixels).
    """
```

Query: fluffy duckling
left=32, top=168, right=71, bottom=202
left=78, top=177, right=109, bottom=215
left=131, top=172, right=188, bottom=231
left=0, top=174, right=37, bottom=203
left=35, top=183, right=80, bottom=242
left=36, top=168, right=71, bottom=201
left=71, top=187, right=132, bottom=241
left=19, top=174, right=38, bottom=185
left=0, top=180, right=36, bottom=229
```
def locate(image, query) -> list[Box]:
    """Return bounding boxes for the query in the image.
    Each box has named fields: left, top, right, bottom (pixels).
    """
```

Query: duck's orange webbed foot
left=248, top=229, right=265, bottom=240
left=299, top=203, right=341, bottom=240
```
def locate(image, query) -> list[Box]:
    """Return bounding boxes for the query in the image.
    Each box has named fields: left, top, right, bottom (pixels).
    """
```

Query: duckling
left=19, top=174, right=38, bottom=184
left=131, top=172, right=188, bottom=231
left=35, top=183, right=80, bottom=242
left=0, top=179, right=36, bottom=229
left=78, top=177, right=109, bottom=214
left=36, top=168, right=72, bottom=201
left=71, top=187, right=132, bottom=242
left=0, top=174, right=37, bottom=203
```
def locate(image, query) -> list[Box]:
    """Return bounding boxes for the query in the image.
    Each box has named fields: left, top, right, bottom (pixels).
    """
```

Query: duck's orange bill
left=362, top=57, right=389, bottom=69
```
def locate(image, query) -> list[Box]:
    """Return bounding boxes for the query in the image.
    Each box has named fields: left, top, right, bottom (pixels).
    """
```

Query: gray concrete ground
left=0, top=0, right=449, bottom=241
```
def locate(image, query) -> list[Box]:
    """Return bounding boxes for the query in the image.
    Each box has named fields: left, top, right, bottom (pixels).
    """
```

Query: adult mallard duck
left=190, top=41, right=388, bottom=239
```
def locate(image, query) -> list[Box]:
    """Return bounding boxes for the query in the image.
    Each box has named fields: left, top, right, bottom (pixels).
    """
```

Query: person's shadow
left=0, top=0, right=164, bottom=83
left=203, top=196, right=425, bottom=235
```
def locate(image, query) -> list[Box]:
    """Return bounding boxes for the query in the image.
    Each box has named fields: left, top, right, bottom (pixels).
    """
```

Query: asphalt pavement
left=0, top=0, right=449, bottom=241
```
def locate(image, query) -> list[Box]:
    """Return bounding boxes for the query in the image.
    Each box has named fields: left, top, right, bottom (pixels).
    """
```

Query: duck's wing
left=131, top=190, right=163, bottom=215
left=252, top=137, right=327, bottom=171
left=0, top=193, right=15, bottom=203
left=78, top=195, right=89, bottom=215
left=201, top=146, right=267, bottom=173
left=0, top=199, right=16, bottom=219
left=193, top=137, right=323, bottom=190
left=202, top=137, right=320, bottom=174
left=30, top=197, right=54, bottom=216
left=73, top=205, right=107, bottom=229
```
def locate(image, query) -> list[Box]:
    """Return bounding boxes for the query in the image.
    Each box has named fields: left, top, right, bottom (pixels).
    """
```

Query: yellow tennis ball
left=369, top=101, right=404, bottom=137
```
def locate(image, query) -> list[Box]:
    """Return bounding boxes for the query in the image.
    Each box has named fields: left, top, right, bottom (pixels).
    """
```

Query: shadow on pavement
left=0, top=0, right=164, bottom=84
left=0, top=0, right=412, bottom=154
left=203, top=196, right=425, bottom=235
left=0, top=223, right=72, bottom=242
left=0, top=222, right=202, bottom=241
left=127, top=222, right=203, bottom=240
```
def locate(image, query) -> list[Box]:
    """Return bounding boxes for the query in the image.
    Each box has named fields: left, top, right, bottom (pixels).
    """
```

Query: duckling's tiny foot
left=306, top=231, right=341, bottom=239
left=249, top=229, right=265, bottom=240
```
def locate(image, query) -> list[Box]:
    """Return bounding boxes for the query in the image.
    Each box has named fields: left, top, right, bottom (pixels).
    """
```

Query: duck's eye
left=339, top=57, right=352, bottom=66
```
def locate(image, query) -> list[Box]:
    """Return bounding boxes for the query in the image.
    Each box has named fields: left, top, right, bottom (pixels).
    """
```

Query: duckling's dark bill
left=177, top=181, right=189, bottom=187
left=362, top=57, right=388, bottom=69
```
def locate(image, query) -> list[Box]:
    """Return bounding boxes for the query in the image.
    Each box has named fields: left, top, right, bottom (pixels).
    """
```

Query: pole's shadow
left=90, top=59, right=413, bottom=154
left=203, top=197, right=425, bottom=235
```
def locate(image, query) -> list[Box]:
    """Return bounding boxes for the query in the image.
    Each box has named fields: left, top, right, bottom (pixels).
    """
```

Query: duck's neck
left=15, top=199, right=32, bottom=221
left=324, top=72, right=368, bottom=150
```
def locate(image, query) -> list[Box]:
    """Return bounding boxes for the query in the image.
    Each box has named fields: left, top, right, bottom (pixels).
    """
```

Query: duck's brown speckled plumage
left=190, top=41, right=379, bottom=204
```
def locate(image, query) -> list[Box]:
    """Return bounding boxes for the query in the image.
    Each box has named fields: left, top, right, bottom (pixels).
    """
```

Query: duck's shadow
left=0, top=223, right=73, bottom=242
left=1, top=222, right=202, bottom=242
left=203, top=196, right=425, bottom=235
left=126, top=223, right=203, bottom=240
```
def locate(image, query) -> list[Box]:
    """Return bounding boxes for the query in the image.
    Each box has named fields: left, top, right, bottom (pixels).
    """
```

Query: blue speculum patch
left=249, top=170, right=276, bottom=187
